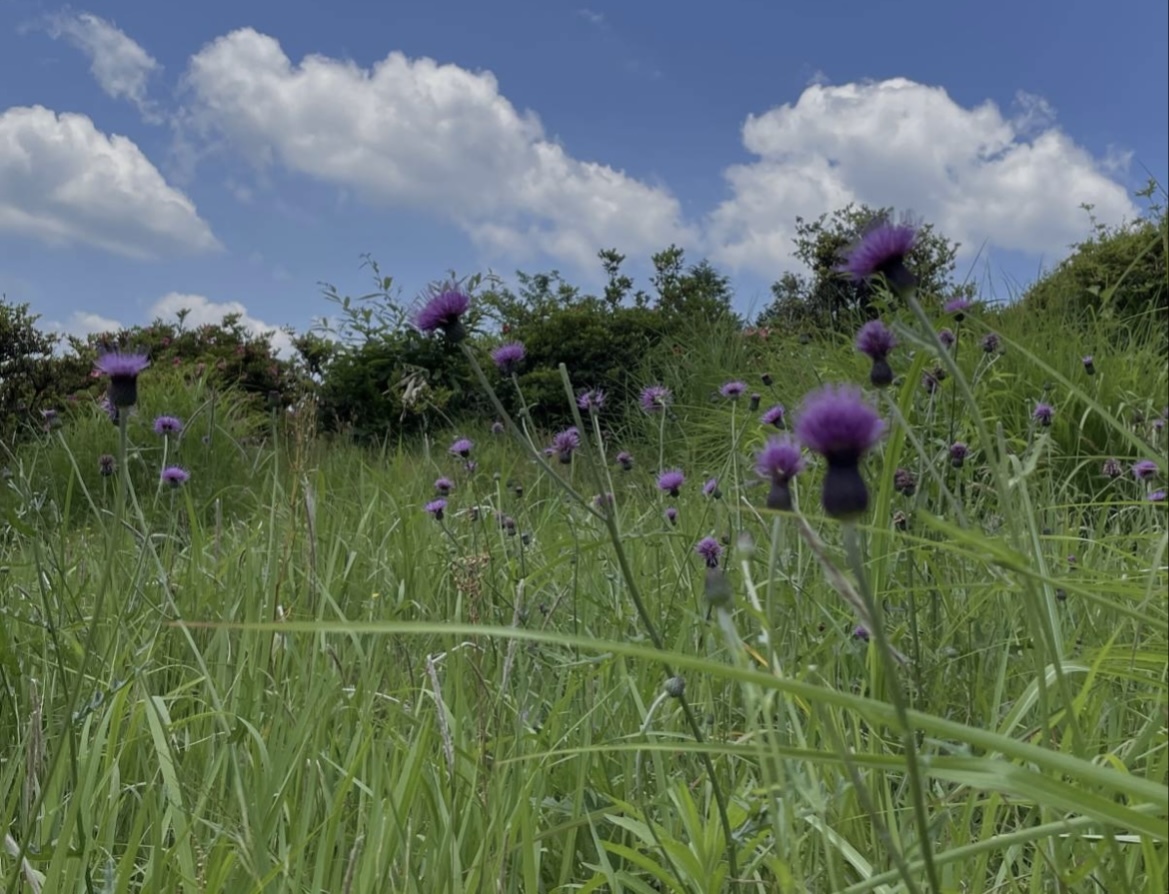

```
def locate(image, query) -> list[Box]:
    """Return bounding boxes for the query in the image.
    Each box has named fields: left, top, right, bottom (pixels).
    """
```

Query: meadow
left=1, top=244, right=1167, bottom=892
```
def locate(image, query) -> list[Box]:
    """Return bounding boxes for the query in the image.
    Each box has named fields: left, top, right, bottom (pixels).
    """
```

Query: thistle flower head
left=664, top=506, right=678, bottom=525
left=94, top=349, right=150, bottom=408
left=1133, top=459, right=1159, bottom=481
left=657, top=470, right=685, bottom=497
left=1101, top=457, right=1123, bottom=478
left=761, top=404, right=786, bottom=428
left=944, top=298, right=973, bottom=320
left=894, top=468, right=917, bottom=496
left=1033, top=403, right=1055, bottom=426
left=719, top=380, right=747, bottom=399
left=949, top=441, right=969, bottom=468
left=616, top=450, right=634, bottom=471
left=491, top=420, right=505, bottom=435
left=153, top=415, right=183, bottom=436
left=755, top=436, right=804, bottom=483
left=98, top=454, right=116, bottom=477
left=981, top=332, right=1001, bottom=354
left=855, top=320, right=897, bottom=360
left=449, top=437, right=474, bottom=458
left=415, top=288, right=470, bottom=339
left=839, top=218, right=917, bottom=293
left=703, top=477, right=721, bottom=498
left=160, top=466, right=189, bottom=488
left=640, top=384, right=672, bottom=413
left=425, top=499, right=447, bottom=520
left=795, top=385, right=886, bottom=464
left=551, top=427, right=581, bottom=462
left=695, top=536, right=723, bottom=568
left=938, top=328, right=956, bottom=349
left=577, top=389, right=606, bottom=412
left=435, top=476, right=454, bottom=495
left=1149, top=490, right=1167, bottom=502
left=1082, top=355, right=1096, bottom=374
left=491, top=341, right=525, bottom=375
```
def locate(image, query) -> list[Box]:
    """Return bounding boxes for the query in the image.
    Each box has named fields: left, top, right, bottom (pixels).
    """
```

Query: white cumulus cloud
left=706, top=78, right=1138, bottom=276
left=0, top=105, right=220, bottom=258
left=148, top=292, right=296, bottom=357
left=178, top=28, right=695, bottom=269
left=46, top=11, right=162, bottom=119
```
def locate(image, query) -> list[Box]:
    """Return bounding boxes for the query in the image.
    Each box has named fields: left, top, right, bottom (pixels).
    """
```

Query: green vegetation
left=1, top=202, right=1165, bottom=893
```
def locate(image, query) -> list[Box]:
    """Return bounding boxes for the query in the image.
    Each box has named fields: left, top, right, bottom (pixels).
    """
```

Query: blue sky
left=1, top=0, right=1165, bottom=350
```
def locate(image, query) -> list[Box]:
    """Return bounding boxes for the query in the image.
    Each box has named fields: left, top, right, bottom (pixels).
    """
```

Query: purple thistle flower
left=160, top=466, right=189, bottom=488
left=98, top=454, right=116, bottom=477
left=893, top=468, right=917, bottom=497
left=703, top=477, right=721, bottom=499
left=491, top=341, right=525, bottom=375
left=720, top=381, right=747, bottom=400
left=640, top=384, right=672, bottom=413
left=1102, top=457, right=1123, bottom=478
left=491, top=420, right=505, bottom=435
left=855, top=320, right=897, bottom=387
left=944, top=298, right=973, bottom=320
left=616, top=450, right=634, bottom=472
left=756, top=436, right=805, bottom=511
left=981, top=332, right=1001, bottom=354
left=94, top=349, right=150, bottom=409
left=551, top=427, right=581, bottom=463
left=435, top=477, right=455, bottom=495
left=1133, top=460, right=1159, bottom=481
left=593, top=492, right=615, bottom=509
left=657, top=470, right=685, bottom=497
left=1033, top=403, right=1055, bottom=427
left=1082, top=355, right=1096, bottom=375
left=839, top=218, right=918, bottom=294
left=695, top=537, right=723, bottom=568
left=577, top=389, right=606, bottom=412
left=795, top=385, right=886, bottom=519
left=415, top=288, right=470, bottom=341
left=938, top=328, right=956, bottom=349
left=949, top=441, right=969, bottom=468
left=853, top=625, right=870, bottom=642
left=761, top=404, right=786, bottom=428
left=664, top=506, right=678, bottom=525
left=425, top=498, right=447, bottom=520
left=1149, top=490, right=1166, bottom=502
left=449, top=437, right=474, bottom=458
left=153, top=415, right=183, bottom=437
left=464, top=460, right=477, bottom=474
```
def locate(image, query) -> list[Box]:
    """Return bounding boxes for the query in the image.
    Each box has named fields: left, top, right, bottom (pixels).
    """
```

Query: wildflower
left=748, top=393, right=761, bottom=411
left=949, top=441, right=969, bottom=468
left=616, top=450, right=634, bottom=471
left=938, top=328, right=956, bottom=349
left=464, top=460, right=477, bottom=474
left=1102, top=458, right=1123, bottom=478
left=944, top=298, right=973, bottom=321
left=756, top=436, right=805, bottom=512
left=160, top=466, right=189, bottom=488
left=664, top=506, right=678, bottom=525
left=1033, top=403, right=1054, bottom=427
left=794, top=384, right=886, bottom=519
left=98, top=454, right=116, bottom=477
left=425, top=499, right=447, bottom=520
left=695, top=537, right=723, bottom=568
left=640, top=384, right=672, bottom=413
left=491, top=420, right=505, bottom=435
left=491, top=342, right=525, bottom=375
left=761, top=404, right=786, bottom=428
left=1082, top=355, right=1095, bottom=376
left=981, top=332, right=1000, bottom=354
left=577, top=389, right=606, bottom=413
left=449, top=437, right=474, bottom=458
left=853, top=625, right=871, bottom=642
left=720, top=380, right=747, bottom=400
left=703, top=477, right=721, bottom=499
left=855, top=320, right=897, bottom=388
left=415, top=288, right=470, bottom=341
left=435, top=477, right=454, bottom=496
left=839, top=218, right=917, bottom=294
left=501, top=515, right=517, bottom=535
left=893, top=468, right=917, bottom=497
left=1149, top=490, right=1166, bottom=502
left=923, top=368, right=944, bottom=394
left=551, top=428, right=581, bottom=464
left=657, top=470, right=685, bottom=497
left=153, top=415, right=183, bottom=437
left=1133, top=460, right=1159, bottom=481
left=94, top=348, right=150, bottom=409
left=593, top=492, right=615, bottom=509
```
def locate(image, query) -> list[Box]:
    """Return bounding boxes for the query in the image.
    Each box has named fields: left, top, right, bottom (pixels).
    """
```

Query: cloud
left=576, top=8, right=606, bottom=27
left=178, top=28, right=694, bottom=269
left=0, top=105, right=220, bottom=258
left=707, top=78, right=1138, bottom=276
left=46, top=11, right=162, bottom=119
left=148, top=292, right=296, bottom=356
left=44, top=310, right=124, bottom=340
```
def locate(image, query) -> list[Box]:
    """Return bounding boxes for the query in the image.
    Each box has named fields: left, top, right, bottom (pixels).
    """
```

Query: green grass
left=1, top=299, right=1166, bottom=893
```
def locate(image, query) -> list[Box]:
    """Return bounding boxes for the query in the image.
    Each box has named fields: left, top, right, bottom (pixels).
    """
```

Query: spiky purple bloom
left=640, top=384, right=672, bottom=413
left=695, top=537, right=723, bottom=568
left=761, top=404, right=786, bottom=428
left=839, top=219, right=918, bottom=294
left=98, top=454, right=116, bottom=477
left=153, top=415, right=183, bottom=437
left=664, top=506, right=678, bottom=525
left=415, top=289, right=470, bottom=340
left=981, top=332, right=1001, bottom=354
left=938, top=328, right=956, bottom=349
left=160, top=466, right=189, bottom=488
left=491, top=342, right=525, bottom=375
left=435, top=477, right=454, bottom=495
left=657, top=470, right=685, bottom=497
left=425, top=499, right=447, bottom=520
left=1033, top=403, right=1055, bottom=427
left=449, top=437, right=474, bottom=458
left=756, top=436, right=805, bottom=511
left=491, top=420, right=505, bottom=435
left=551, top=427, right=581, bottom=463
left=1102, top=457, right=1123, bottom=478
left=855, top=320, right=897, bottom=387
left=720, top=380, right=747, bottom=400
left=853, top=625, right=870, bottom=642
left=894, top=468, right=917, bottom=497
left=1082, top=355, right=1095, bottom=375
left=616, top=450, right=634, bottom=471
left=703, top=477, right=721, bottom=499
left=593, top=492, right=615, bottom=509
left=1133, top=460, right=1159, bottom=481
left=795, top=385, right=886, bottom=519
left=1149, top=490, right=1167, bottom=502
left=944, top=298, right=973, bottom=320
left=577, top=389, right=606, bottom=412
left=949, top=441, right=969, bottom=468
left=94, top=349, right=151, bottom=409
